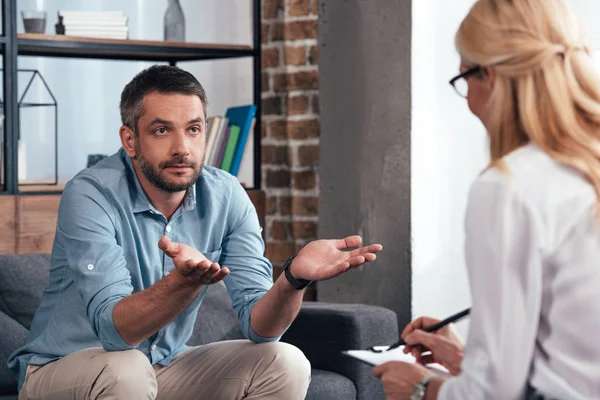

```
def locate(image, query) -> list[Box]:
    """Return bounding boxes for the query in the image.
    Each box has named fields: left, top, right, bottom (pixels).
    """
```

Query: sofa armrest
left=281, top=302, right=398, bottom=400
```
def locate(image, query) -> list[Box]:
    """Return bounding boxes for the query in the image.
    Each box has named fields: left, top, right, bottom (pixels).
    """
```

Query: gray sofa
left=0, top=254, right=398, bottom=400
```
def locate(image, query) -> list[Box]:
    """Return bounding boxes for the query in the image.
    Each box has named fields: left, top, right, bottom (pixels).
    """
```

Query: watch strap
left=410, top=375, right=434, bottom=400
left=283, top=255, right=312, bottom=290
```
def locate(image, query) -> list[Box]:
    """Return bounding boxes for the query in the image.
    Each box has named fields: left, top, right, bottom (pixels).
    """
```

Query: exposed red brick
left=304, top=286, right=316, bottom=301
left=261, top=72, right=270, bottom=92
left=262, top=144, right=289, bottom=165
left=262, top=47, right=280, bottom=68
left=266, top=169, right=291, bottom=188
left=308, top=45, right=319, bottom=65
left=292, top=170, right=316, bottom=190
left=311, top=95, right=319, bottom=113
left=267, top=195, right=277, bottom=214
left=261, top=23, right=269, bottom=43
left=266, top=241, right=296, bottom=264
left=288, top=0, right=310, bottom=16
left=262, top=96, right=282, bottom=116
left=284, top=45, right=307, bottom=66
left=298, top=144, right=319, bottom=166
left=273, top=70, right=319, bottom=91
left=268, top=120, right=288, bottom=140
left=288, top=119, right=319, bottom=139
left=292, top=220, right=317, bottom=239
left=279, top=196, right=292, bottom=214
left=292, top=196, right=319, bottom=215
left=263, top=0, right=283, bottom=19
left=261, top=122, right=267, bottom=138
left=311, top=0, right=317, bottom=15
left=271, top=23, right=284, bottom=41
left=287, top=95, right=309, bottom=115
left=271, top=220, right=291, bottom=240
left=284, top=20, right=318, bottom=40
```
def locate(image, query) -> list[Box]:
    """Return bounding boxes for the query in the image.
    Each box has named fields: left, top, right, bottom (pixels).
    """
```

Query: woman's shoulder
left=475, top=143, right=595, bottom=211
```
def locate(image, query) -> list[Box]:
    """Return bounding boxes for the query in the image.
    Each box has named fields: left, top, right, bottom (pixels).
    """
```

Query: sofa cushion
left=306, top=369, right=357, bottom=400
left=0, top=310, right=27, bottom=395
left=0, top=254, right=50, bottom=329
left=187, top=282, right=245, bottom=346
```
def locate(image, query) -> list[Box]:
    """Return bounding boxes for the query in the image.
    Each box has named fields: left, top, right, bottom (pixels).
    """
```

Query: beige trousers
left=19, top=340, right=311, bottom=400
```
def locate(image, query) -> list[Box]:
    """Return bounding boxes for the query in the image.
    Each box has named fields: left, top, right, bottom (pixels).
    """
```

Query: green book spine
left=220, top=125, right=241, bottom=172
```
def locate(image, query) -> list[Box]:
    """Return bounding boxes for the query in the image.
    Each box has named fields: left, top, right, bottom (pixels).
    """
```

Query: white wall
left=16, top=0, right=253, bottom=184
left=411, top=0, right=600, bottom=337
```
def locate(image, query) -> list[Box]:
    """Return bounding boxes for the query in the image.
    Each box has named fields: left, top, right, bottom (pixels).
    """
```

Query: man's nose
left=170, top=131, right=190, bottom=157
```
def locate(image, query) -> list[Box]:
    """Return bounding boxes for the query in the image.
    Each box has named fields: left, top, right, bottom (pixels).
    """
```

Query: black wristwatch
left=283, top=255, right=312, bottom=290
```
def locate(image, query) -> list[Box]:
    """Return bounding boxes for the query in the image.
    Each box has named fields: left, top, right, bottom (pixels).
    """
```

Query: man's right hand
left=400, top=316, right=464, bottom=376
left=158, top=235, right=229, bottom=285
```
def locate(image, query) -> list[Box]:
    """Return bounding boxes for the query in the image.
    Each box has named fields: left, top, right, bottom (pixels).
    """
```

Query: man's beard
left=134, top=141, right=203, bottom=193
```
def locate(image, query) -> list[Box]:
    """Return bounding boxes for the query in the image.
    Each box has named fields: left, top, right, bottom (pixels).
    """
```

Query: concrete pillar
left=317, top=0, right=412, bottom=329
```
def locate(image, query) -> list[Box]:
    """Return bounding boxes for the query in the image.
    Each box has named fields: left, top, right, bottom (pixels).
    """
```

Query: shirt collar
left=121, top=149, right=197, bottom=215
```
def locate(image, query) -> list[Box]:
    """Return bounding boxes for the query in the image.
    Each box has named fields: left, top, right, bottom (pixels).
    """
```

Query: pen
left=369, top=308, right=471, bottom=353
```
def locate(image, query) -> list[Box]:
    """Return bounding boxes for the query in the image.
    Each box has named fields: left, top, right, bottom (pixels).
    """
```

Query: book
left=237, top=118, right=256, bottom=187
left=224, top=105, right=257, bottom=176
left=204, top=116, right=221, bottom=165
left=57, top=10, right=128, bottom=39
left=220, top=125, right=241, bottom=172
left=213, top=124, right=231, bottom=168
left=208, top=119, right=226, bottom=166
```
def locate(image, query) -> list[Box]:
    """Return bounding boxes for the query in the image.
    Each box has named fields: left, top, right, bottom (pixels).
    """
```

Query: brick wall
left=261, top=0, right=319, bottom=299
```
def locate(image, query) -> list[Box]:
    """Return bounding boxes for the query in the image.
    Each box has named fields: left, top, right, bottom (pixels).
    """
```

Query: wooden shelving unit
left=17, top=33, right=254, bottom=62
left=1, top=0, right=262, bottom=196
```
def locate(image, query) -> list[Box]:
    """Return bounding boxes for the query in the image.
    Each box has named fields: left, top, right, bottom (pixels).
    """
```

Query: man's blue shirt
left=8, top=148, right=276, bottom=390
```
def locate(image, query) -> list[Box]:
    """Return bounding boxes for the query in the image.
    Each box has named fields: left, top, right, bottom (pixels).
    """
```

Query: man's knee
left=98, top=350, right=157, bottom=398
left=261, top=342, right=311, bottom=388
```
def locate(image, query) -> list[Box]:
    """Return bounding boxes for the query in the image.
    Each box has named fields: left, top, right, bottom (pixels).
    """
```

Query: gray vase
left=164, top=0, right=185, bottom=42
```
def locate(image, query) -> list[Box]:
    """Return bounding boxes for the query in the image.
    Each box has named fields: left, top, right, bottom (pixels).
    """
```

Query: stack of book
left=56, top=11, right=129, bottom=40
left=206, top=105, right=257, bottom=187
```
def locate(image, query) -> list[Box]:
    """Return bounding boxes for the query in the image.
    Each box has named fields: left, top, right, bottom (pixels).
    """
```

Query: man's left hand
left=373, top=361, right=433, bottom=400
left=290, top=235, right=382, bottom=281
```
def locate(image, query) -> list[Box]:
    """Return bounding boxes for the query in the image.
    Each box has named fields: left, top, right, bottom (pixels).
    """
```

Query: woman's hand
left=401, top=316, right=464, bottom=376
left=373, top=361, right=435, bottom=400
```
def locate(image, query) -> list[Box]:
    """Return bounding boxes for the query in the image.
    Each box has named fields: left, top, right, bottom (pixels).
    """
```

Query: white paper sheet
left=342, top=346, right=449, bottom=374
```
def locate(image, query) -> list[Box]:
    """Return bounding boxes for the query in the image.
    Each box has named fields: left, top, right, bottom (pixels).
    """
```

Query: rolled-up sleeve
left=439, top=173, right=543, bottom=399
left=57, top=174, right=137, bottom=351
left=220, top=178, right=278, bottom=343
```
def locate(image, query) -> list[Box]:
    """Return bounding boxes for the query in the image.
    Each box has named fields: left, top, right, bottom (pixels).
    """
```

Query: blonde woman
left=373, top=0, right=600, bottom=399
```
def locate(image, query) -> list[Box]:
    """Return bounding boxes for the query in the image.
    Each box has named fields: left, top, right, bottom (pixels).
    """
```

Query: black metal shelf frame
left=0, top=0, right=262, bottom=195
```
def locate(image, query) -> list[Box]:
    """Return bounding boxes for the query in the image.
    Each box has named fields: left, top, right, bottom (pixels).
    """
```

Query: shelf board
left=19, top=183, right=66, bottom=193
left=17, top=34, right=255, bottom=62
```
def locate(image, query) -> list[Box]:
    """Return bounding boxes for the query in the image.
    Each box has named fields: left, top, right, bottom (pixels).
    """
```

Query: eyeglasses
left=449, top=66, right=481, bottom=98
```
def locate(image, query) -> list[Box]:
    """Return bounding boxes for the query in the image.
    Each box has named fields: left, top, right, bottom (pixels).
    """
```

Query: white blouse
left=439, top=144, right=600, bottom=400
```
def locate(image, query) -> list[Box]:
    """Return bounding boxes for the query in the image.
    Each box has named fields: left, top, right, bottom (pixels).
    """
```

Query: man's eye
left=155, top=127, right=168, bottom=135
left=190, top=126, right=201, bottom=134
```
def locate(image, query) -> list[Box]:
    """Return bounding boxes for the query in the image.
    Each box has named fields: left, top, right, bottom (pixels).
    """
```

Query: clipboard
left=342, top=345, right=449, bottom=374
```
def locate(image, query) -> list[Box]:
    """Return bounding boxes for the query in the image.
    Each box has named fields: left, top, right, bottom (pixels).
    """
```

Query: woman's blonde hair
left=456, top=0, right=600, bottom=202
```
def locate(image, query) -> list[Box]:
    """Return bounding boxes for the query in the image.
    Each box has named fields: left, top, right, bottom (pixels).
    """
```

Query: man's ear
left=119, top=125, right=136, bottom=157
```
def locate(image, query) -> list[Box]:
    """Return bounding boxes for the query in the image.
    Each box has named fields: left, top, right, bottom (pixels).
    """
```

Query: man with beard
left=8, top=65, right=383, bottom=400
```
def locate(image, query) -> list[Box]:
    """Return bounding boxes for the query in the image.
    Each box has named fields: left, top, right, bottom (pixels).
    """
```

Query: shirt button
left=166, top=225, right=172, bottom=233
left=87, top=264, right=94, bottom=271
left=151, top=344, right=157, bottom=351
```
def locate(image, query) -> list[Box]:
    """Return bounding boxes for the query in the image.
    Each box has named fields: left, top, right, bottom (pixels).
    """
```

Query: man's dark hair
left=120, top=65, right=208, bottom=133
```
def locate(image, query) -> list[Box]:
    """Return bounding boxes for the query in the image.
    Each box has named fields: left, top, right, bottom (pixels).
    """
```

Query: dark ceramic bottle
left=164, top=0, right=185, bottom=42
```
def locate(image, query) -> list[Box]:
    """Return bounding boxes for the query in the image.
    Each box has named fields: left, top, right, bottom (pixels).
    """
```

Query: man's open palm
left=291, top=235, right=383, bottom=281
left=158, top=235, right=229, bottom=285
